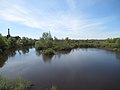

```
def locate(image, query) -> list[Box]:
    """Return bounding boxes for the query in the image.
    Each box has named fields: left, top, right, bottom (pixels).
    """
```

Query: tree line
left=0, top=32, right=120, bottom=55
left=0, top=34, right=35, bottom=54
left=35, top=32, right=120, bottom=55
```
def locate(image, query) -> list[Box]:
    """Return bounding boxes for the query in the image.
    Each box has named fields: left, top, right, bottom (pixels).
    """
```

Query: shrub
left=0, top=76, right=31, bottom=90
left=0, top=35, right=7, bottom=51
left=50, top=85, right=57, bottom=90
left=116, top=39, right=120, bottom=48
left=0, top=49, right=2, bottom=54
left=35, top=41, right=44, bottom=50
left=44, top=48, right=54, bottom=55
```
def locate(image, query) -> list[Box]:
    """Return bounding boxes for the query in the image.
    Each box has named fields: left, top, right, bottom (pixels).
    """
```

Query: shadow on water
left=0, top=49, right=16, bottom=68
left=35, top=49, right=72, bottom=63
left=0, top=46, right=32, bottom=68
left=42, top=54, right=54, bottom=63
left=20, top=47, right=29, bottom=54
left=1, top=48, right=120, bottom=68
left=17, top=46, right=33, bottom=55
left=56, top=49, right=71, bottom=55
left=0, top=55, right=8, bottom=68
left=115, top=52, right=120, bottom=60
left=54, top=49, right=72, bottom=59
left=1, top=48, right=120, bottom=90
left=35, top=50, right=42, bottom=56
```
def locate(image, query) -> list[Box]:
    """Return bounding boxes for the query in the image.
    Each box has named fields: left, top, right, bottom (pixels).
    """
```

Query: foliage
left=0, top=76, right=31, bottom=90
left=53, top=40, right=72, bottom=51
left=44, top=48, right=54, bottom=55
left=0, top=32, right=120, bottom=54
left=0, top=34, right=7, bottom=52
left=42, top=31, right=53, bottom=40
left=116, top=39, right=120, bottom=47
left=35, top=32, right=53, bottom=50
left=35, top=32, right=120, bottom=52
left=0, top=33, right=35, bottom=54
left=50, top=85, right=57, bottom=90
left=7, top=37, right=17, bottom=48
left=20, top=37, right=35, bottom=47
left=46, top=85, right=57, bottom=90
left=35, top=40, right=44, bottom=50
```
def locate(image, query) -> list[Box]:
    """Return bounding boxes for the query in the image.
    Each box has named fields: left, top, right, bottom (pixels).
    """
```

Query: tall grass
left=0, top=75, right=31, bottom=90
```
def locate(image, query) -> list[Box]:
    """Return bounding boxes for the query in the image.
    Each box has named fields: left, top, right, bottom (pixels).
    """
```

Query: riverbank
left=35, top=32, right=120, bottom=54
left=35, top=40, right=120, bottom=55
left=0, top=75, right=31, bottom=90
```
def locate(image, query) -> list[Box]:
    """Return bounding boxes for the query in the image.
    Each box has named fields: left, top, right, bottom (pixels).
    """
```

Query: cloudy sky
left=0, top=0, right=120, bottom=39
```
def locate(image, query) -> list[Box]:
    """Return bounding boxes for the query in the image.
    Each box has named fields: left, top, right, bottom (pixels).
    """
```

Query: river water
left=0, top=48, right=120, bottom=90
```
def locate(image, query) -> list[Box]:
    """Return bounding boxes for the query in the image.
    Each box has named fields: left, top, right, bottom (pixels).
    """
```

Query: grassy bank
left=0, top=34, right=35, bottom=55
left=35, top=32, right=120, bottom=53
left=0, top=32, right=120, bottom=56
left=0, top=76, right=31, bottom=90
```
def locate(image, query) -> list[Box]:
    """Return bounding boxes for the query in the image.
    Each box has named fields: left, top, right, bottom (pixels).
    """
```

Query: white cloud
left=0, top=0, right=114, bottom=39
left=66, top=0, right=76, bottom=12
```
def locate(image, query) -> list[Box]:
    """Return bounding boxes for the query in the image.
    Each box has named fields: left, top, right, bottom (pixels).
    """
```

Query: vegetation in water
left=0, top=31, right=120, bottom=90
left=0, top=75, right=31, bottom=90
left=50, top=85, right=57, bottom=90
left=44, top=48, right=54, bottom=55
left=0, top=31, right=120, bottom=56
left=46, top=85, right=57, bottom=90
left=35, top=32, right=120, bottom=52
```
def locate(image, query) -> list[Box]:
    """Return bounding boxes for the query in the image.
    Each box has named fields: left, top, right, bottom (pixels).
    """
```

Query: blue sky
left=0, top=0, right=120, bottom=39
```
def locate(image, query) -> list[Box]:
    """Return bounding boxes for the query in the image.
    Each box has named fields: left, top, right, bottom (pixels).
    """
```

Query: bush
left=116, top=39, right=120, bottom=48
left=0, top=76, right=31, bottom=90
left=35, top=41, right=44, bottom=50
left=0, top=35, right=7, bottom=51
left=50, top=85, right=57, bottom=90
left=7, top=37, right=17, bottom=49
left=0, top=49, right=2, bottom=54
left=53, top=41, right=72, bottom=51
left=44, top=48, right=54, bottom=55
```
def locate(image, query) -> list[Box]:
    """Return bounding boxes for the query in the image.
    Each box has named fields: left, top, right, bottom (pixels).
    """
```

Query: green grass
left=50, top=85, right=57, bottom=90
left=46, top=85, right=57, bottom=90
left=0, top=76, right=31, bottom=90
left=44, top=48, right=54, bottom=55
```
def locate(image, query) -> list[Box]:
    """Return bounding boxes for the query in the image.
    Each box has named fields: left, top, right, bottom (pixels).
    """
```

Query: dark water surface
left=0, top=48, right=120, bottom=90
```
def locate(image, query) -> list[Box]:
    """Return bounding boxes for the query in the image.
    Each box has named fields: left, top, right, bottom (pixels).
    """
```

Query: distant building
left=7, top=28, right=10, bottom=38
left=14, top=36, right=21, bottom=40
left=6, top=28, right=21, bottom=40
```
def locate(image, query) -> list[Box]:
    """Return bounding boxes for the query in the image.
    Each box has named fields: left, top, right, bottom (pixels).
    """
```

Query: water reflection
left=21, top=47, right=29, bottom=54
left=0, top=55, right=8, bottom=67
left=0, top=47, right=32, bottom=68
left=115, top=52, right=120, bottom=60
left=35, top=49, right=72, bottom=63
left=1, top=48, right=120, bottom=68
left=17, top=46, right=32, bottom=54
left=55, top=50, right=71, bottom=59
left=7, top=50, right=16, bottom=57
left=57, top=50, right=71, bottom=55
left=0, top=49, right=16, bottom=68
left=35, top=50, right=42, bottom=56
left=42, top=54, right=54, bottom=63
left=0, top=48, right=120, bottom=90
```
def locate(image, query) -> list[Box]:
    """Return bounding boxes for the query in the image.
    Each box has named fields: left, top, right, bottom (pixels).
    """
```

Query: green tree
left=116, top=39, right=120, bottom=47
left=54, top=36, right=58, bottom=41
left=42, top=31, right=53, bottom=40
left=21, top=37, right=29, bottom=46
left=0, top=34, right=7, bottom=53
left=35, top=40, right=44, bottom=50
left=7, top=37, right=17, bottom=49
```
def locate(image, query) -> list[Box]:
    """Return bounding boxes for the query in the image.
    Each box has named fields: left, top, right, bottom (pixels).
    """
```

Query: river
left=0, top=48, right=120, bottom=90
